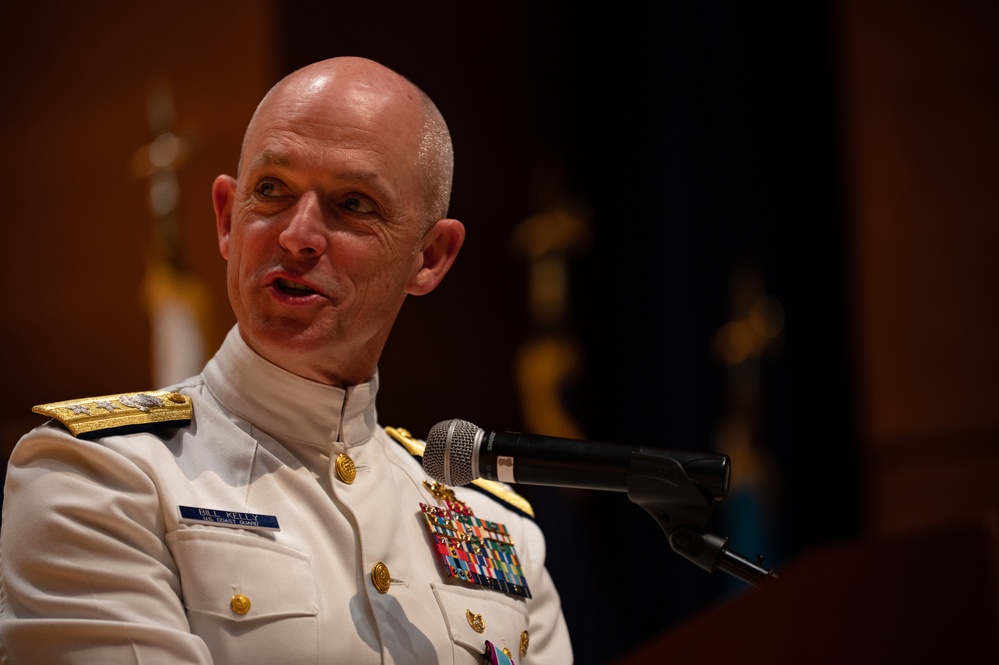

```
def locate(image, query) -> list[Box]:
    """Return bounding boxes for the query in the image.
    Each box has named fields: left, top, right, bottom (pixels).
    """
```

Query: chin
left=244, top=319, right=331, bottom=359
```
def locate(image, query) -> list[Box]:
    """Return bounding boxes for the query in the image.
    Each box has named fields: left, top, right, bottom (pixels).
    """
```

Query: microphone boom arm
left=626, top=450, right=777, bottom=588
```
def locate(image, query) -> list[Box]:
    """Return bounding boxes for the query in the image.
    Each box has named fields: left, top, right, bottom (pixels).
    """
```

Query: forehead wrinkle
left=252, top=146, right=387, bottom=189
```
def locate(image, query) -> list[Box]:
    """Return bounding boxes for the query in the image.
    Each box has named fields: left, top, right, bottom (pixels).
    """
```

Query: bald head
left=240, top=57, right=454, bottom=225
left=213, top=56, right=466, bottom=386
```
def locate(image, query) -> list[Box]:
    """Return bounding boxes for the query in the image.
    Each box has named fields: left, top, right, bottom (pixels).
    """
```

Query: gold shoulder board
left=33, top=390, right=193, bottom=438
left=385, top=426, right=535, bottom=519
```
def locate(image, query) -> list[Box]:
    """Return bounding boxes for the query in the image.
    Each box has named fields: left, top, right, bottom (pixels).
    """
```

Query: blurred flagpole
left=131, top=82, right=212, bottom=387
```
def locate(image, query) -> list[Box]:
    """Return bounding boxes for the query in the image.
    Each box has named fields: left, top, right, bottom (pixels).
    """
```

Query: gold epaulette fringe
left=33, top=390, right=193, bottom=438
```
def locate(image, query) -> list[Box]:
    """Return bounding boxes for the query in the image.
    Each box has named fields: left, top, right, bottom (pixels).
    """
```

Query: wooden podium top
left=611, top=523, right=998, bottom=664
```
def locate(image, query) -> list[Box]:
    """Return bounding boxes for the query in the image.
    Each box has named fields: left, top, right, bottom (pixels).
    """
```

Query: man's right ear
left=212, top=175, right=237, bottom=260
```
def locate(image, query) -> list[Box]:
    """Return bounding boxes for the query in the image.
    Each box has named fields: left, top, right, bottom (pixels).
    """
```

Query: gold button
left=520, top=630, right=530, bottom=658
left=230, top=594, right=251, bottom=615
left=371, top=562, right=391, bottom=593
left=465, top=609, right=485, bottom=633
left=335, top=453, right=356, bottom=484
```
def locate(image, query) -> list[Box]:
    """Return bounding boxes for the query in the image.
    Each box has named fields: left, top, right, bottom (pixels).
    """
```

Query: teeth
left=276, top=278, right=314, bottom=293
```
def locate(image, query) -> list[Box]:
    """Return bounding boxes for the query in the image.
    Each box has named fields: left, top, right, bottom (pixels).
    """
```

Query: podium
left=611, top=523, right=998, bottom=664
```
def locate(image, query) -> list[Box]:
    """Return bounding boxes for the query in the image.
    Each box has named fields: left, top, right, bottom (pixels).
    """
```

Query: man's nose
left=279, top=193, right=328, bottom=256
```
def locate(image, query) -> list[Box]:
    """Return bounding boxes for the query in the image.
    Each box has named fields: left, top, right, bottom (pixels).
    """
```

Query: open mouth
left=274, top=277, right=317, bottom=296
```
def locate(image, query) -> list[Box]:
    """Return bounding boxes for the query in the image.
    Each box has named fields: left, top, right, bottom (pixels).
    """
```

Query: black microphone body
left=422, top=420, right=785, bottom=586
left=423, top=419, right=729, bottom=500
left=480, top=429, right=634, bottom=491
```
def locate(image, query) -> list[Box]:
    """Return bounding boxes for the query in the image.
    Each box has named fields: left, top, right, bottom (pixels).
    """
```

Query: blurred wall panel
left=836, top=0, right=999, bottom=536
left=0, top=2, right=277, bottom=458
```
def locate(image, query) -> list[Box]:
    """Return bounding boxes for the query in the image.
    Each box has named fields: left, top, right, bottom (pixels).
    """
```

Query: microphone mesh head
left=424, top=419, right=480, bottom=486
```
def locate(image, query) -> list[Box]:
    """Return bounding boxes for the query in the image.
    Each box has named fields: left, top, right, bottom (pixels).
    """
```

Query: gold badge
left=465, top=609, right=485, bottom=633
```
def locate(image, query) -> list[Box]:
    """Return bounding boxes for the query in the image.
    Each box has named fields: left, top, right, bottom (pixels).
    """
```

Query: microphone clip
left=626, top=450, right=777, bottom=587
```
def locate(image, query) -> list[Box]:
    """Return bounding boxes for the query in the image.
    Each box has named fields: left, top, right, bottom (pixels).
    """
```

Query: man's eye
left=343, top=196, right=375, bottom=214
left=256, top=180, right=286, bottom=198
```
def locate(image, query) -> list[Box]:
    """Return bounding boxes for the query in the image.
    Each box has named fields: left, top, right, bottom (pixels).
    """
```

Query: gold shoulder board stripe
left=385, top=426, right=535, bottom=519
left=33, top=390, right=193, bottom=438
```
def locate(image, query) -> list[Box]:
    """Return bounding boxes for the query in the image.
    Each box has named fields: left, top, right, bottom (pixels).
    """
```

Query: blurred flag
left=142, top=260, right=212, bottom=387
left=132, top=82, right=212, bottom=387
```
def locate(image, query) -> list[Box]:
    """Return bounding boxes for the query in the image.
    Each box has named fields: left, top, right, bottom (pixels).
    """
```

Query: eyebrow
left=248, top=149, right=382, bottom=185
left=245, top=148, right=398, bottom=207
left=248, top=148, right=294, bottom=172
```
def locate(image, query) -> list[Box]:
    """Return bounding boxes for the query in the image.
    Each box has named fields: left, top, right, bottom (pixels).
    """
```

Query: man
left=0, top=57, right=573, bottom=664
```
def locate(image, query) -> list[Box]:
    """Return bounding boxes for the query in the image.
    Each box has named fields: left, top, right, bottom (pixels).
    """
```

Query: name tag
left=179, top=505, right=280, bottom=532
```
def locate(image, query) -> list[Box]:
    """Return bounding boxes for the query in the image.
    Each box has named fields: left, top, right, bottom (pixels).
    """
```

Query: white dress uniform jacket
left=0, top=327, right=573, bottom=664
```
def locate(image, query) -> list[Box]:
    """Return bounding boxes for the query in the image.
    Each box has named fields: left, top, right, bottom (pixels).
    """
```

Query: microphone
left=423, top=419, right=730, bottom=500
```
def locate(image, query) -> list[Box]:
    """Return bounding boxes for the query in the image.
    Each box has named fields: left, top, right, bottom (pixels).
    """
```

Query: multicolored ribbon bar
left=420, top=482, right=531, bottom=599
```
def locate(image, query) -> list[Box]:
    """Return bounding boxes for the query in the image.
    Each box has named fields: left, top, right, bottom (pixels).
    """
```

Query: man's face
left=213, top=70, right=431, bottom=386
